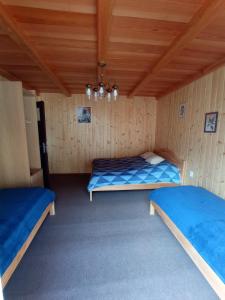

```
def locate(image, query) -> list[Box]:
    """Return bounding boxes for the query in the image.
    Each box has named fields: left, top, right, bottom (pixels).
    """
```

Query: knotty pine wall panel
left=41, top=94, right=157, bottom=173
left=156, top=67, right=225, bottom=198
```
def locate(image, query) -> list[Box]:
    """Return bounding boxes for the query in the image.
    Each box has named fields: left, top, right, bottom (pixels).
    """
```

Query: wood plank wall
left=156, top=67, right=225, bottom=198
left=41, top=94, right=157, bottom=173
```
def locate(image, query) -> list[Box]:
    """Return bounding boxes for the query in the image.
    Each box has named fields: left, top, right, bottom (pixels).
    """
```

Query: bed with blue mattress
left=88, top=149, right=185, bottom=201
left=0, top=187, right=55, bottom=288
left=149, top=186, right=225, bottom=299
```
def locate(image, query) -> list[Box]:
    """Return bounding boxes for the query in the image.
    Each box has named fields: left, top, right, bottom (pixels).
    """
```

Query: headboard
left=154, top=148, right=186, bottom=184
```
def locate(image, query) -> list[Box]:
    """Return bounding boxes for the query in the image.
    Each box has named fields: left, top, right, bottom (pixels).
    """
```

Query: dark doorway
left=36, top=101, right=50, bottom=188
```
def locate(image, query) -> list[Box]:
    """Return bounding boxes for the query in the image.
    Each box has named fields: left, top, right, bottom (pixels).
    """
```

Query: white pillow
left=145, top=153, right=165, bottom=165
left=140, top=151, right=154, bottom=160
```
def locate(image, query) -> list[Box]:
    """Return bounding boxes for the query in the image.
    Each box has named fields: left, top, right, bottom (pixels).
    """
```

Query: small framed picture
left=179, top=103, right=186, bottom=118
left=77, top=107, right=91, bottom=123
left=204, top=112, right=218, bottom=133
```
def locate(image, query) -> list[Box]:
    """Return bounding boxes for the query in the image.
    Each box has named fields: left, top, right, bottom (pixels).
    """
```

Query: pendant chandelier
left=85, top=62, right=119, bottom=101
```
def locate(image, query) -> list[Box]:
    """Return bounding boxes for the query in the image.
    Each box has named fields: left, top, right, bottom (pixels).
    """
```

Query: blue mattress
left=0, top=187, right=55, bottom=276
left=149, top=186, right=225, bottom=283
left=88, top=156, right=180, bottom=191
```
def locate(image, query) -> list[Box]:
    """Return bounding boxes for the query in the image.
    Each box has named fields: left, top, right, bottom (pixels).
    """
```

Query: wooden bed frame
left=150, top=201, right=225, bottom=299
left=0, top=201, right=55, bottom=289
left=89, top=149, right=186, bottom=202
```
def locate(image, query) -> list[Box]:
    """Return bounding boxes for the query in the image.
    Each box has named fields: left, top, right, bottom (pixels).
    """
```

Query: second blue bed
left=149, top=186, right=225, bottom=298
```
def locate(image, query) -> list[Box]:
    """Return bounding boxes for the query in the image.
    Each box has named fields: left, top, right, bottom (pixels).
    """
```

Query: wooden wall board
left=156, top=65, right=225, bottom=199
left=0, top=79, right=30, bottom=188
left=30, top=168, right=43, bottom=187
left=40, top=93, right=157, bottom=173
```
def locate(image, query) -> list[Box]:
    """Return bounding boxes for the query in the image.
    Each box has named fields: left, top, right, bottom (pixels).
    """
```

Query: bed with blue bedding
left=0, top=187, right=55, bottom=288
left=88, top=151, right=184, bottom=201
left=149, top=186, right=225, bottom=299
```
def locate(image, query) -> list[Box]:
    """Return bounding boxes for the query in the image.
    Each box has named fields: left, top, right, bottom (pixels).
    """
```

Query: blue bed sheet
left=88, top=156, right=180, bottom=191
left=149, top=186, right=225, bottom=283
left=0, top=187, right=55, bottom=276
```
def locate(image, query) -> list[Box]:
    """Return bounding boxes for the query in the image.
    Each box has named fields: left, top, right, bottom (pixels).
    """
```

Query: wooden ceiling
left=1, top=0, right=225, bottom=98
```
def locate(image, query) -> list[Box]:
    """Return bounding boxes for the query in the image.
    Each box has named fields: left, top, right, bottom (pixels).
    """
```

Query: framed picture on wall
left=204, top=112, right=218, bottom=133
left=77, top=107, right=91, bottom=123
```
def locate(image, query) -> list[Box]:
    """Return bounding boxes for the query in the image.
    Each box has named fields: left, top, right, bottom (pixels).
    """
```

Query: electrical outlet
left=189, top=171, right=194, bottom=178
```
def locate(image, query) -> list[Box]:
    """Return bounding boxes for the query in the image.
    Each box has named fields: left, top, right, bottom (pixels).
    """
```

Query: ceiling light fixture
left=85, top=62, right=119, bottom=102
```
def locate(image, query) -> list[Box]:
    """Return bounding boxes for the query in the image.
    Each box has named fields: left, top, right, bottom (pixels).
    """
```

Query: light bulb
left=98, top=82, right=105, bottom=98
left=93, top=87, right=98, bottom=101
left=86, top=84, right=92, bottom=99
left=112, top=85, right=119, bottom=100
left=106, top=88, right=112, bottom=102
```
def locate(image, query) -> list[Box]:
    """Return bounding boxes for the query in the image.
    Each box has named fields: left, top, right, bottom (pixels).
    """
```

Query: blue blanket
left=88, top=156, right=180, bottom=191
left=149, top=186, right=225, bottom=283
left=0, top=187, right=55, bottom=276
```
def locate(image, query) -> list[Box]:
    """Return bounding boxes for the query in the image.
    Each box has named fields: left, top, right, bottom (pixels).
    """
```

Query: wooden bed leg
left=150, top=201, right=155, bottom=215
left=90, top=191, right=93, bottom=202
left=50, top=202, right=55, bottom=216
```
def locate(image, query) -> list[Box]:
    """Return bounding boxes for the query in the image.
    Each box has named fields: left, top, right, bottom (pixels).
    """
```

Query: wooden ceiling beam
left=158, top=55, right=225, bottom=99
left=0, top=66, right=36, bottom=91
left=97, top=0, right=114, bottom=63
left=96, top=0, right=114, bottom=78
left=0, top=1, right=70, bottom=96
left=128, top=0, right=225, bottom=98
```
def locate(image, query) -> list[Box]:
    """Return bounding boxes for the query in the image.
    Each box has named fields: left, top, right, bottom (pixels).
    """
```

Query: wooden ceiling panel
left=3, top=0, right=96, bottom=14
left=7, top=5, right=95, bottom=26
left=198, top=29, right=225, bottom=43
left=30, top=83, right=57, bottom=89
left=39, top=49, right=96, bottom=64
left=1, top=65, right=40, bottom=72
left=56, top=66, right=96, bottom=75
left=0, top=52, right=36, bottom=65
left=108, top=52, right=160, bottom=64
left=0, top=34, right=24, bottom=52
left=51, top=61, right=96, bottom=69
left=1, top=0, right=225, bottom=97
left=19, top=23, right=96, bottom=40
left=32, top=37, right=96, bottom=50
left=143, top=80, right=172, bottom=88
left=196, top=9, right=225, bottom=43
left=190, top=39, right=225, bottom=54
left=107, top=59, right=156, bottom=71
left=113, top=0, right=204, bottom=23
left=180, top=48, right=223, bottom=61
left=128, top=0, right=225, bottom=97
left=166, top=61, right=206, bottom=72
left=110, top=36, right=171, bottom=47
left=0, top=1, right=71, bottom=95
left=161, top=67, right=198, bottom=77
left=111, top=16, right=187, bottom=44
left=108, top=42, right=166, bottom=56
left=11, top=68, right=57, bottom=88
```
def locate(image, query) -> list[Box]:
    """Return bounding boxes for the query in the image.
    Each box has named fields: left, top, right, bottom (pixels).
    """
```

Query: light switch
left=189, top=171, right=194, bottom=178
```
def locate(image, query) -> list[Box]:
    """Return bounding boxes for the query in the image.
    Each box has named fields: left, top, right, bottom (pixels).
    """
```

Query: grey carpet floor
left=4, top=175, right=217, bottom=300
